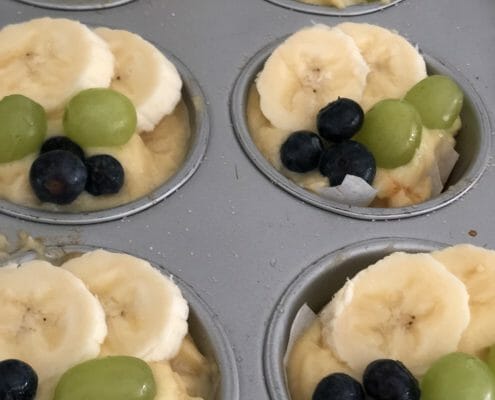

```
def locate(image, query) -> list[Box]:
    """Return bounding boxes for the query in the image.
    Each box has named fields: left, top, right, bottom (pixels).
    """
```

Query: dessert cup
left=14, top=0, right=136, bottom=10
left=0, top=48, right=209, bottom=225
left=263, top=0, right=403, bottom=16
left=230, top=37, right=491, bottom=220
left=263, top=237, right=447, bottom=400
left=4, top=244, right=240, bottom=400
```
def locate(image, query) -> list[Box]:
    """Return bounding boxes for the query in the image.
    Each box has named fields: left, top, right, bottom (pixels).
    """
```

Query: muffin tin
left=0, top=0, right=494, bottom=399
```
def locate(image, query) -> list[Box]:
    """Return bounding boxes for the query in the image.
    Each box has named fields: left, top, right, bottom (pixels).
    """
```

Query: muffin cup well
left=263, top=237, right=447, bottom=400
left=230, top=38, right=491, bottom=220
left=0, top=49, right=209, bottom=225
left=14, top=0, right=136, bottom=11
left=4, top=245, right=240, bottom=400
left=263, top=0, right=403, bottom=16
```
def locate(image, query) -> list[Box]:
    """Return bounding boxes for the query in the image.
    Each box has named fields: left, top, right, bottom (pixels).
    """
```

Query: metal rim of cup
left=4, top=244, right=240, bottom=400
left=262, top=237, right=448, bottom=400
left=230, top=36, right=492, bottom=221
left=263, top=0, right=404, bottom=16
left=0, top=48, right=210, bottom=225
left=13, top=0, right=136, bottom=11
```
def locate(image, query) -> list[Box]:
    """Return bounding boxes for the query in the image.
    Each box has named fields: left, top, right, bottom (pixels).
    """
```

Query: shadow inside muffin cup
left=230, top=38, right=491, bottom=221
left=263, top=0, right=403, bottom=16
left=263, top=237, right=447, bottom=400
left=0, top=49, right=209, bottom=225
left=4, top=245, right=239, bottom=400
left=13, top=0, right=136, bottom=11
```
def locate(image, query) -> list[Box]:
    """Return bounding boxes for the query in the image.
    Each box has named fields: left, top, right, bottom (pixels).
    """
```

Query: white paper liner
left=283, top=303, right=318, bottom=400
left=316, top=175, right=377, bottom=207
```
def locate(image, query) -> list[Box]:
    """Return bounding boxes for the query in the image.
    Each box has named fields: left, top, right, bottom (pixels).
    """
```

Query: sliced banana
left=337, top=22, right=426, bottom=111
left=62, top=249, right=189, bottom=361
left=432, top=244, right=495, bottom=357
left=95, top=27, right=183, bottom=133
left=149, top=362, right=200, bottom=400
left=288, top=319, right=356, bottom=400
left=0, top=17, right=114, bottom=113
left=320, top=252, right=470, bottom=377
left=0, top=260, right=107, bottom=384
left=256, top=24, right=369, bottom=131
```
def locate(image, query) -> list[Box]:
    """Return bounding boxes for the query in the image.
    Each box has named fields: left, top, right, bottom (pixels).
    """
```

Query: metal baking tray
left=0, top=0, right=494, bottom=399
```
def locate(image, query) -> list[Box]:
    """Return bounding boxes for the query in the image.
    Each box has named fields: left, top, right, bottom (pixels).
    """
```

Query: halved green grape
left=54, top=356, right=156, bottom=400
left=354, top=99, right=422, bottom=169
left=0, top=94, right=46, bottom=163
left=404, top=75, right=463, bottom=129
left=486, top=344, right=495, bottom=373
left=421, top=352, right=495, bottom=400
left=64, top=88, right=137, bottom=147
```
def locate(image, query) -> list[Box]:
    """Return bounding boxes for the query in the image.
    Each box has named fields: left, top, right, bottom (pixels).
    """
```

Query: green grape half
left=421, top=352, right=495, bottom=400
left=64, top=88, right=137, bottom=147
left=0, top=94, right=46, bottom=163
left=54, top=356, right=156, bottom=400
left=404, top=75, right=464, bottom=129
left=354, top=99, right=422, bottom=169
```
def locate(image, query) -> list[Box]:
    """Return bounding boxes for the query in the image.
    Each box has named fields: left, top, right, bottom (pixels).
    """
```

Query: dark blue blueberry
left=319, top=140, right=375, bottom=186
left=40, top=136, right=85, bottom=161
left=363, top=360, right=420, bottom=400
left=280, top=131, right=323, bottom=173
left=317, top=98, right=364, bottom=142
left=313, top=373, right=365, bottom=400
left=29, top=150, right=87, bottom=204
left=85, top=155, right=125, bottom=196
left=0, top=359, right=38, bottom=400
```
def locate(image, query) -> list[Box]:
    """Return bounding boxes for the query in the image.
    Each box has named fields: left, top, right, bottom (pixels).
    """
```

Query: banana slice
left=62, top=250, right=189, bottom=362
left=0, top=260, right=107, bottom=384
left=95, top=27, right=183, bottom=133
left=288, top=319, right=356, bottom=400
left=149, top=362, right=200, bottom=400
left=0, top=17, right=114, bottom=113
left=320, top=252, right=470, bottom=377
left=256, top=24, right=369, bottom=131
left=432, top=244, right=495, bottom=357
left=337, top=22, right=426, bottom=111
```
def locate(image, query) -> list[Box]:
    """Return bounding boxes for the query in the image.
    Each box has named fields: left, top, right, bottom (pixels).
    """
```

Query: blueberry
left=85, top=154, right=125, bottom=196
left=30, top=150, right=87, bottom=204
left=363, top=359, right=420, bottom=400
left=280, top=131, right=323, bottom=173
left=0, top=359, right=38, bottom=400
left=40, top=136, right=85, bottom=161
left=313, top=373, right=365, bottom=400
left=319, top=140, right=376, bottom=186
left=317, top=98, right=364, bottom=142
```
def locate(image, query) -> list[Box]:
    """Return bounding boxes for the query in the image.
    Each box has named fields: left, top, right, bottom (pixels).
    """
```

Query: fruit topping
left=354, top=99, right=422, bottom=169
left=85, top=155, right=125, bottom=196
left=280, top=131, right=324, bottom=173
left=421, top=352, right=495, bottom=400
left=313, top=373, right=365, bottom=400
left=40, top=136, right=85, bottom=161
left=53, top=356, right=156, bottom=400
left=0, top=94, right=46, bottom=163
left=363, top=359, right=420, bottom=400
left=319, top=141, right=375, bottom=186
left=404, top=75, right=464, bottom=130
left=64, top=88, right=137, bottom=147
left=0, top=359, right=38, bottom=400
left=29, top=150, right=87, bottom=204
left=317, top=98, right=364, bottom=142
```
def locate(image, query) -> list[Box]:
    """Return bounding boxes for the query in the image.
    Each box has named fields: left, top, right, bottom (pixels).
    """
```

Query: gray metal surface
left=15, top=0, right=136, bottom=11
left=0, top=0, right=494, bottom=399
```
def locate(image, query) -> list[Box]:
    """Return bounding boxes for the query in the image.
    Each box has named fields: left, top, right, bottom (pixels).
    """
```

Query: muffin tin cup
left=263, top=0, right=403, bottom=16
left=263, top=237, right=447, bottom=400
left=13, top=0, right=136, bottom=11
left=0, top=50, right=210, bottom=225
left=4, top=244, right=240, bottom=400
left=230, top=37, right=492, bottom=221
